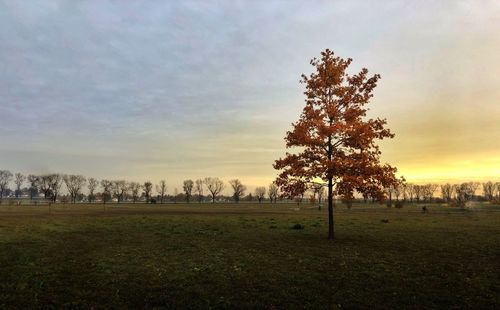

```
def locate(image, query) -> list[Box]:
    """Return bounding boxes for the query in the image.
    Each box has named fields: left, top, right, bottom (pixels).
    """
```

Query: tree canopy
left=274, top=49, right=400, bottom=239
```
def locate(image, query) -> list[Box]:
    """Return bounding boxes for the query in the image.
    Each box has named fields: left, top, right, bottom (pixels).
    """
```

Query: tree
left=482, top=181, right=495, bottom=201
left=456, top=183, right=474, bottom=208
left=440, top=183, right=454, bottom=202
left=129, top=182, right=142, bottom=203
left=183, top=180, right=194, bottom=203
left=204, top=177, right=224, bottom=203
left=310, top=183, right=324, bottom=204
left=110, top=180, right=127, bottom=202
left=14, top=173, right=26, bottom=198
left=255, top=187, right=266, bottom=203
left=39, top=175, right=53, bottom=200
left=155, top=180, right=167, bottom=203
left=468, top=182, right=480, bottom=200
left=27, top=174, right=39, bottom=201
left=0, top=170, right=13, bottom=201
left=143, top=181, right=153, bottom=203
left=392, top=182, right=402, bottom=201
left=405, top=183, right=415, bottom=202
left=111, top=180, right=123, bottom=202
left=119, top=180, right=129, bottom=202
left=87, top=178, right=98, bottom=203
left=317, top=186, right=325, bottom=206
left=48, top=174, right=62, bottom=202
left=63, top=174, right=87, bottom=203
left=37, top=174, right=63, bottom=202
left=268, top=183, right=279, bottom=203
left=413, top=185, right=423, bottom=202
left=229, top=179, right=246, bottom=203
left=194, top=179, right=204, bottom=203
left=100, top=179, right=113, bottom=204
left=274, top=49, right=399, bottom=240
left=422, top=184, right=438, bottom=203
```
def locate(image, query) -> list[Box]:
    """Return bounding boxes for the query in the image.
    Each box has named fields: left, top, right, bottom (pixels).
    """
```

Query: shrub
left=291, top=223, right=304, bottom=230
left=395, top=201, right=404, bottom=209
left=386, top=200, right=393, bottom=208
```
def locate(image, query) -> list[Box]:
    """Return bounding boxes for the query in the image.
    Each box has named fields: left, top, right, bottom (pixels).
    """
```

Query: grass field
left=1, top=203, right=499, bottom=309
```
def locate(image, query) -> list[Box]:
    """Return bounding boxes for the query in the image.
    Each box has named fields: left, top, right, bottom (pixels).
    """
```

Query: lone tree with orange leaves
left=274, top=49, right=401, bottom=240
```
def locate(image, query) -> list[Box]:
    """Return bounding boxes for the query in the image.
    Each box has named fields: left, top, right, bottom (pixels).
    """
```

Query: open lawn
left=1, top=203, right=499, bottom=309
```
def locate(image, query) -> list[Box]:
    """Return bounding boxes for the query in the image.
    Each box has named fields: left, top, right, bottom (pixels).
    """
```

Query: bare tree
left=143, top=181, right=153, bottom=203
left=392, top=184, right=402, bottom=201
left=13, top=173, right=26, bottom=198
left=100, top=179, right=113, bottom=204
left=119, top=180, right=129, bottom=202
left=456, top=183, right=474, bottom=208
left=204, top=177, right=224, bottom=203
left=156, top=180, right=167, bottom=203
left=87, top=178, right=98, bottom=203
left=317, top=187, right=325, bottom=206
left=194, top=179, right=204, bottom=203
left=0, top=170, right=13, bottom=201
left=36, top=174, right=63, bottom=202
left=310, top=183, right=324, bottom=208
left=422, top=184, right=438, bottom=203
left=255, top=186, right=266, bottom=203
left=39, top=175, right=53, bottom=200
left=27, top=174, right=39, bottom=201
left=229, top=179, right=246, bottom=203
left=183, top=180, right=194, bottom=203
left=468, top=182, right=480, bottom=200
left=385, top=186, right=394, bottom=205
left=129, top=182, right=142, bottom=203
left=48, top=174, right=63, bottom=202
left=482, top=181, right=494, bottom=201
left=110, top=180, right=127, bottom=202
left=440, top=183, right=454, bottom=202
left=413, top=185, right=423, bottom=202
left=405, top=183, right=415, bottom=202
left=63, top=175, right=87, bottom=203
left=268, top=183, right=279, bottom=204
left=111, top=181, right=120, bottom=202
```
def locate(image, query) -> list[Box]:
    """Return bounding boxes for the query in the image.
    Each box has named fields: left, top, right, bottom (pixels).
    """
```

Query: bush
left=395, top=201, right=404, bottom=209
left=291, top=223, right=304, bottom=230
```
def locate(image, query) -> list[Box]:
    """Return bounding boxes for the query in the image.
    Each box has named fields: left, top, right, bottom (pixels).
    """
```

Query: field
left=1, top=203, right=499, bottom=309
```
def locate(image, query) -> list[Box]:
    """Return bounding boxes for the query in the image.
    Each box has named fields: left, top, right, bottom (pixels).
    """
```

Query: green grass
left=1, top=203, right=499, bottom=308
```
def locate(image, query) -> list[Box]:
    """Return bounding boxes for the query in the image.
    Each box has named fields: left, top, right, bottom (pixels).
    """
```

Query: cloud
left=1, top=0, right=499, bottom=188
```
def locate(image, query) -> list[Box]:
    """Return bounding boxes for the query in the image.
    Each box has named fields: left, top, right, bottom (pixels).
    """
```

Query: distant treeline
left=0, top=170, right=498, bottom=206
left=0, top=170, right=277, bottom=204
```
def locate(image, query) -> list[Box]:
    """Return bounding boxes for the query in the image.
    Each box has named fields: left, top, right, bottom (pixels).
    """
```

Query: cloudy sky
left=0, top=0, right=499, bottom=191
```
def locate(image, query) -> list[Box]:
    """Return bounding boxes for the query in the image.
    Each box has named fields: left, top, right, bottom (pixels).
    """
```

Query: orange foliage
left=274, top=49, right=400, bottom=238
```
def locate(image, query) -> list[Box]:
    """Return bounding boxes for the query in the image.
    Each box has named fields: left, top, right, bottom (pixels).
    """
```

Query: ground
left=0, top=202, right=499, bottom=309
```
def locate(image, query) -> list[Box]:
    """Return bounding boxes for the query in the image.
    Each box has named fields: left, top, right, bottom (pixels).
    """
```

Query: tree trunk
left=328, top=177, right=334, bottom=240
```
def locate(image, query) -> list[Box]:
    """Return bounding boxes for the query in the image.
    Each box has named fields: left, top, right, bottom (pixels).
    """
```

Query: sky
left=0, top=0, right=499, bottom=193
